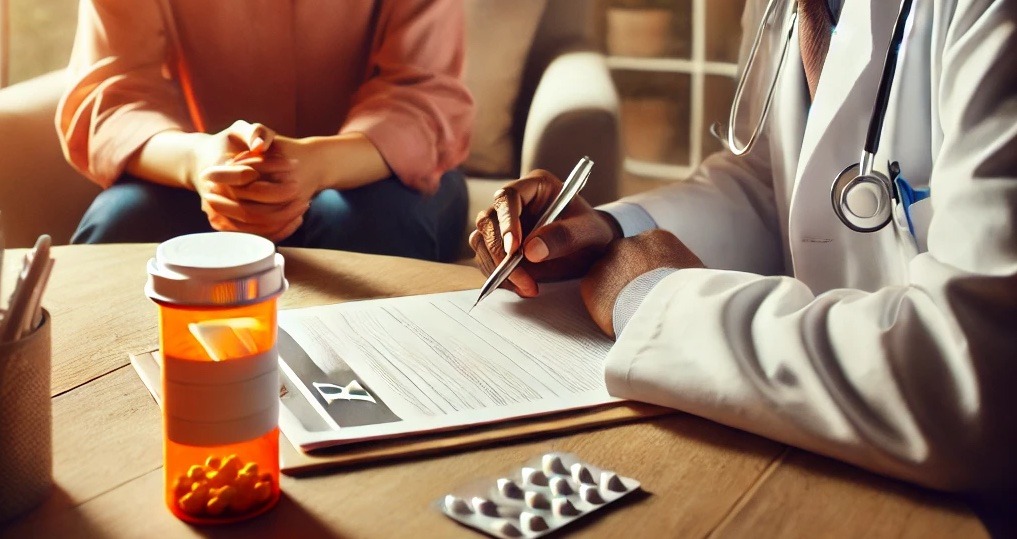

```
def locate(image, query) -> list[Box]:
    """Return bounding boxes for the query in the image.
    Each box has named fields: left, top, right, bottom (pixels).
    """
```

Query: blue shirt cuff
left=612, top=267, right=678, bottom=337
left=596, top=201, right=657, bottom=238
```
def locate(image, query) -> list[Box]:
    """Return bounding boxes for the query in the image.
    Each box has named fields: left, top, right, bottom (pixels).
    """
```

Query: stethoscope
left=715, top=0, right=916, bottom=233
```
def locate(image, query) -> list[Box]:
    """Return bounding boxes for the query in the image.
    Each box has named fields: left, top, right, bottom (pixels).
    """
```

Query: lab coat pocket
left=892, top=202, right=920, bottom=261
left=893, top=175, right=932, bottom=254
left=907, top=198, right=932, bottom=253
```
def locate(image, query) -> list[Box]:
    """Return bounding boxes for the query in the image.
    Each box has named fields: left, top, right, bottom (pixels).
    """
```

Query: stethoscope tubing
left=833, top=0, right=916, bottom=233
left=726, top=0, right=798, bottom=156
left=864, top=0, right=915, bottom=159
left=723, top=0, right=918, bottom=234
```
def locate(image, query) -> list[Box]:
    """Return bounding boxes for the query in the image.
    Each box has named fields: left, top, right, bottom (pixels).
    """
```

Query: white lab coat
left=604, top=0, right=1016, bottom=496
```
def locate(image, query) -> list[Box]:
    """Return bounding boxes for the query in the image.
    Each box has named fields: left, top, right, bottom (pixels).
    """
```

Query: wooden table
left=0, top=244, right=987, bottom=538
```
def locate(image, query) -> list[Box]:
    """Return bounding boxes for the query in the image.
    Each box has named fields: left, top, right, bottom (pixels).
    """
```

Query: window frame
left=0, top=0, right=9, bottom=88
left=607, top=0, right=741, bottom=180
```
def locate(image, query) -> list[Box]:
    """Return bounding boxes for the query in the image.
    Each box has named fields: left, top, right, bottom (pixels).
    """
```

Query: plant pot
left=606, top=7, right=674, bottom=57
left=621, top=97, right=678, bottom=163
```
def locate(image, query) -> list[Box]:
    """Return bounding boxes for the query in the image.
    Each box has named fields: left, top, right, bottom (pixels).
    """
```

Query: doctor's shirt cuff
left=612, top=267, right=679, bottom=338
left=597, top=201, right=658, bottom=238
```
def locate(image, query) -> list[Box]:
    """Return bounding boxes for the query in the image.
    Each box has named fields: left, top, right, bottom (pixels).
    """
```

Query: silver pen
left=470, top=156, right=594, bottom=311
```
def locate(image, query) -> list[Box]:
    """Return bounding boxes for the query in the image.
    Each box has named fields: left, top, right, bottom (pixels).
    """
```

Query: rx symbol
left=313, top=379, right=377, bottom=405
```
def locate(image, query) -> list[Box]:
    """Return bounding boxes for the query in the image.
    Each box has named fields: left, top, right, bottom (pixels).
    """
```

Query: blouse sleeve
left=56, top=0, right=193, bottom=188
left=340, top=0, right=475, bottom=194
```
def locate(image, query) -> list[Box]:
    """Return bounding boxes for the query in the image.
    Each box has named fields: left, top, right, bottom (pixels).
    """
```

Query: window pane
left=8, top=0, right=78, bottom=85
left=705, top=0, right=747, bottom=63
left=613, top=70, right=691, bottom=167
left=604, top=0, right=692, bottom=59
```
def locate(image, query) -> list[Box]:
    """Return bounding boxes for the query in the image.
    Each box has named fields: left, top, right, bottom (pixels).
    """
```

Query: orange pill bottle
left=146, top=232, right=286, bottom=524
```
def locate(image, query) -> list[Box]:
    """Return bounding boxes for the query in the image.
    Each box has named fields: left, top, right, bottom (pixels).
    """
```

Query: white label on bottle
left=163, top=347, right=279, bottom=446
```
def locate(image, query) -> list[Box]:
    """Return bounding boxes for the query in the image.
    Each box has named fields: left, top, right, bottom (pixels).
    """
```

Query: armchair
left=462, top=0, right=621, bottom=222
left=0, top=0, right=620, bottom=250
left=0, top=70, right=101, bottom=248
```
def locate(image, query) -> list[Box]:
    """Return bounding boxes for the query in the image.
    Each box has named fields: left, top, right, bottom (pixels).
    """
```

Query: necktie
left=798, top=0, right=834, bottom=99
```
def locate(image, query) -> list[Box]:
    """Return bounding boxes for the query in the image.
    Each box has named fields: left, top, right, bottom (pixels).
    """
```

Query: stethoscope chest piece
left=831, top=163, right=894, bottom=233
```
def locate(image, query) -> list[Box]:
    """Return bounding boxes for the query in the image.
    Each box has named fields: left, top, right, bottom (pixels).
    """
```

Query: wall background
left=6, top=0, right=78, bottom=85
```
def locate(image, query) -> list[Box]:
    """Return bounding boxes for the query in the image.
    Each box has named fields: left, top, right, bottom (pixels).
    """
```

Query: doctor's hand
left=581, top=229, right=704, bottom=338
left=469, top=169, right=623, bottom=298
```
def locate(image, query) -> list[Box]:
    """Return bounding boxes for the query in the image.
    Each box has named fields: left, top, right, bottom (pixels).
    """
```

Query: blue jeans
left=72, top=171, right=468, bottom=262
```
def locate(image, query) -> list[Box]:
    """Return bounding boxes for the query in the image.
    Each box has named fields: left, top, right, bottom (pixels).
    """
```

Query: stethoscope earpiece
left=831, top=162, right=894, bottom=233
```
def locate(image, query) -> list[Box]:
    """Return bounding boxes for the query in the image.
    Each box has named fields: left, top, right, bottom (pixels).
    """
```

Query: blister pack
left=438, top=452, right=640, bottom=538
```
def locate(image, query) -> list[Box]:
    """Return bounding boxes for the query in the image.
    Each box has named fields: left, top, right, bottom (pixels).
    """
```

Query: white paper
left=276, top=281, right=618, bottom=450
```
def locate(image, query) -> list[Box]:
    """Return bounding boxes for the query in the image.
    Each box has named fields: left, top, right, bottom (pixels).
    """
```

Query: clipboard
left=130, top=350, right=673, bottom=476
left=278, top=400, right=671, bottom=475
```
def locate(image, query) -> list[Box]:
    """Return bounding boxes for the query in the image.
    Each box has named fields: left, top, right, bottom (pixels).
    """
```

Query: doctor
left=470, top=0, right=1016, bottom=524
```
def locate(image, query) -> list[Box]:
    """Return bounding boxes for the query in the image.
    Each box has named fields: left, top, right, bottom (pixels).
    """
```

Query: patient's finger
left=207, top=215, right=279, bottom=238
left=228, top=152, right=263, bottom=166
left=265, top=215, right=304, bottom=243
left=229, top=180, right=300, bottom=204
left=202, top=193, right=304, bottom=229
left=201, top=164, right=258, bottom=186
left=247, top=123, right=275, bottom=154
left=202, top=193, right=255, bottom=224
left=236, top=198, right=308, bottom=228
left=248, top=155, right=296, bottom=175
left=228, top=120, right=275, bottom=154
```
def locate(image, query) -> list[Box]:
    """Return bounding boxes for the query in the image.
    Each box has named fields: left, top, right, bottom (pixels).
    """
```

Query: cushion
left=462, top=0, right=547, bottom=177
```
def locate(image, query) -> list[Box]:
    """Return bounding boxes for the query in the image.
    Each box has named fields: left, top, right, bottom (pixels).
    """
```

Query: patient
left=56, top=0, right=473, bottom=262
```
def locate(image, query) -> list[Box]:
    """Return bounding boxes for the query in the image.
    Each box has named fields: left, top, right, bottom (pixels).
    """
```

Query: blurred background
left=596, top=0, right=747, bottom=196
left=1, top=0, right=78, bottom=87
left=0, top=0, right=747, bottom=198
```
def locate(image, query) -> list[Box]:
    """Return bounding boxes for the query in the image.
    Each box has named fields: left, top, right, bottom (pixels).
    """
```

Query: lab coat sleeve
left=340, top=0, right=474, bottom=195
left=606, top=1, right=784, bottom=275
left=57, top=0, right=194, bottom=189
left=604, top=1, right=1017, bottom=496
left=620, top=146, right=784, bottom=274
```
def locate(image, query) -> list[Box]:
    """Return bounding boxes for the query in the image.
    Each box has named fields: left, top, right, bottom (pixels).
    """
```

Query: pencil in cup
left=0, top=234, right=53, bottom=343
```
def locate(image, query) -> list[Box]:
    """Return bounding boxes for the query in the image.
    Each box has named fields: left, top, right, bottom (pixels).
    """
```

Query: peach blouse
left=57, top=0, right=474, bottom=194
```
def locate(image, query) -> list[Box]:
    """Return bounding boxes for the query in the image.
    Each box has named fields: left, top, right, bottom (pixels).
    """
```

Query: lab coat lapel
left=768, top=20, right=808, bottom=274
left=794, top=2, right=874, bottom=174
left=787, top=0, right=910, bottom=293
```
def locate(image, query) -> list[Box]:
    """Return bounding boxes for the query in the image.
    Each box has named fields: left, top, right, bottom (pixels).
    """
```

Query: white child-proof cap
left=146, top=232, right=287, bottom=306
